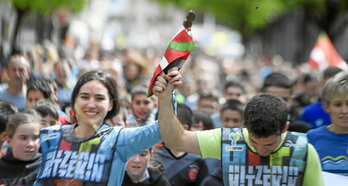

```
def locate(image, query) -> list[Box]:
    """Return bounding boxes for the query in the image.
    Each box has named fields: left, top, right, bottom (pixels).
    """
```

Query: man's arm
left=153, top=68, right=201, bottom=155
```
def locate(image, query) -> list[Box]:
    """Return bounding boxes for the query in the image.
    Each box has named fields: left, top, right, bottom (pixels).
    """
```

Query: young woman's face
left=7, top=123, right=40, bottom=161
left=324, top=94, right=348, bottom=131
left=74, top=80, right=113, bottom=127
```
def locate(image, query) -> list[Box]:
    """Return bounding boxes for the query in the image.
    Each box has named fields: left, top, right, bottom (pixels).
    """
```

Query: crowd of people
left=0, top=40, right=347, bottom=186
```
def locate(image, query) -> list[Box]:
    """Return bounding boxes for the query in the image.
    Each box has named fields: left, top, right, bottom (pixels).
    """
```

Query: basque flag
left=147, top=27, right=198, bottom=96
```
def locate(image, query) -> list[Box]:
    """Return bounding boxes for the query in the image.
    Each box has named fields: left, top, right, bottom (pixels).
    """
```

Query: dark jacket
left=200, top=167, right=223, bottom=186
left=122, top=168, right=170, bottom=186
left=0, top=151, right=41, bottom=186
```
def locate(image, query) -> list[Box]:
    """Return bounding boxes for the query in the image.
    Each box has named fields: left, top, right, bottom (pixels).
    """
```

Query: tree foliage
left=3, top=0, right=88, bottom=16
left=155, top=0, right=348, bottom=36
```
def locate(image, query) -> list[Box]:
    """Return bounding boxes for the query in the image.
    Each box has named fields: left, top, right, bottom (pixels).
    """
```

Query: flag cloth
left=308, top=32, right=347, bottom=71
left=147, top=27, right=198, bottom=96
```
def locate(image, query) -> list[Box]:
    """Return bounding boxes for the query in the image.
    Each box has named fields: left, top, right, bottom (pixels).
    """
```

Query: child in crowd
left=128, top=85, right=157, bottom=127
left=106, top=107, right=129, bottom=127
left=26, top=78, right=54, bottom=109
left=307, top=71, right=348, bottom=176
left=0, top=100, right=18, bottom=156
left=122, top=148, right=170, bottom=186
left=154, top=103, right=209, bottom=186
left=0, top=111, right=42, bottom=185
left=33, top=99, right=60, bottom=127
left=220, top=99, right=245, bottom=128
left=191, top=110, right=215, bottom=131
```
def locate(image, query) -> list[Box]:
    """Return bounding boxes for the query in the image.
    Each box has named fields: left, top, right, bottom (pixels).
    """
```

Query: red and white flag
left=147, top=27, right=198, bottom=96
left=308, top=32, right=347, bottom=71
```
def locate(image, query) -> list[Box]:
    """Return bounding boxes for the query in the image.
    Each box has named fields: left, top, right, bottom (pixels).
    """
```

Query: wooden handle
left=183, top=10, right=195, bottom=29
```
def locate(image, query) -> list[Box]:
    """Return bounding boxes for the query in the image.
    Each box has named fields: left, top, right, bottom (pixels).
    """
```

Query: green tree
left=1, top=0, right=88, bottom=54
left=155, top=0, right=348, bottom=38
left=156, top=0, right=348, bottom=63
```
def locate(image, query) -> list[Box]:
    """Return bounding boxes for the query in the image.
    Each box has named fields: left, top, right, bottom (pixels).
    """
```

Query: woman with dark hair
left=34, top=70, right=182, bottom=186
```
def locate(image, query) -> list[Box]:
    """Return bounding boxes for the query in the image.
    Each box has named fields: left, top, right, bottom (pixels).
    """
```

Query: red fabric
left=147, top=28, right=197, bottom=96
left=171, top=29, right=194, bottom=43
left=308, top=33, right=347, bottom=70
left=248, top=150, right=260, bottom=166
left=163, top=49, right=191, bottom=63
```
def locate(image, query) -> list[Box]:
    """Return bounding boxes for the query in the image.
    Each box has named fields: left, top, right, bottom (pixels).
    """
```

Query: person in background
left=191, top=110, right=215, bottom=131
left=300, top=66, right=343, bottom=129
left=33, top=99, right=60, bottom=127
left=197, top=90, right=221, bottom=128
left=0, top=55, right=31, bottom=110
left=307, top=71, right=348, bottom=176
left=153, top=69, right=324, bottom=186
left=26, top=78, right=54, bottom=109
left=220, top=99, right=245, bottom=128
left=122, top=148, right=170, bottom=186
left=106, top=107, right=129, bottom=127
left=34, top=69, right=181, bottom=185
left=0, top=111, right=42, bottom=185
left=176, top=75, right=198, bottom=105
left=53, top=60, right=76, bottom=110
left=127, top=85, right=157, bottom=127
left=0, top=100, right=18, bottom=157
left=261, top=72, right=312, bottom=132
left=200, top=99, right=246, bottom=186
left=154, top=103, right=208, bottom=186
left=223, top=80, right=248, bottom=104
left=122, top=50, right=150, bottom=93
left=290, top=73, right=320, bottom=120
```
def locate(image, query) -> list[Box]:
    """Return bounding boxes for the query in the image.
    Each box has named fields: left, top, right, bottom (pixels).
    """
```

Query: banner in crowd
left=308, top=32, right=347, bottom=71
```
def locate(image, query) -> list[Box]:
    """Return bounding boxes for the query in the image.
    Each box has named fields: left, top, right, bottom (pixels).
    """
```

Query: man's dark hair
left=261, top=72, right=292, bottom=91
left=223, top=80, right=246, bottom=93
left=193, top=110, right=215, bottom=130
left=0, top=100, right=18, bottom=132
left=33, top=99, right=60, bottom=120
left=130, top=85, right=148, bottom=99
left=323, top=66, right=343, bottom=80
left=177, top=103, right=193, bottom=129
left=198, top=90, right=220, bottom=103
left=244, top=93, right=288, bottom=138
left=27, top=77, right=53, bottom=99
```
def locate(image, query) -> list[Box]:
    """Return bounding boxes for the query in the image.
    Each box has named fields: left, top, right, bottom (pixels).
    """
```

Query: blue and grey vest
left=35, top=124, right=121, bottom=185
left=222, top=128, right=307, bottom=186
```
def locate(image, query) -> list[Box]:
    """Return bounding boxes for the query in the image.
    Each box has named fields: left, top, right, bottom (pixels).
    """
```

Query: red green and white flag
left=147, top=27, right=198, bottom=96
left=308, top=32, right=347, bottom=71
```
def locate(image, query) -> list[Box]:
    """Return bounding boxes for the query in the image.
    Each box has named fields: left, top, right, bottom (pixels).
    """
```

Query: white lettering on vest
left=41, top=150, right=107, bottom=182
left=228, top=165, right=299, bottom=186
